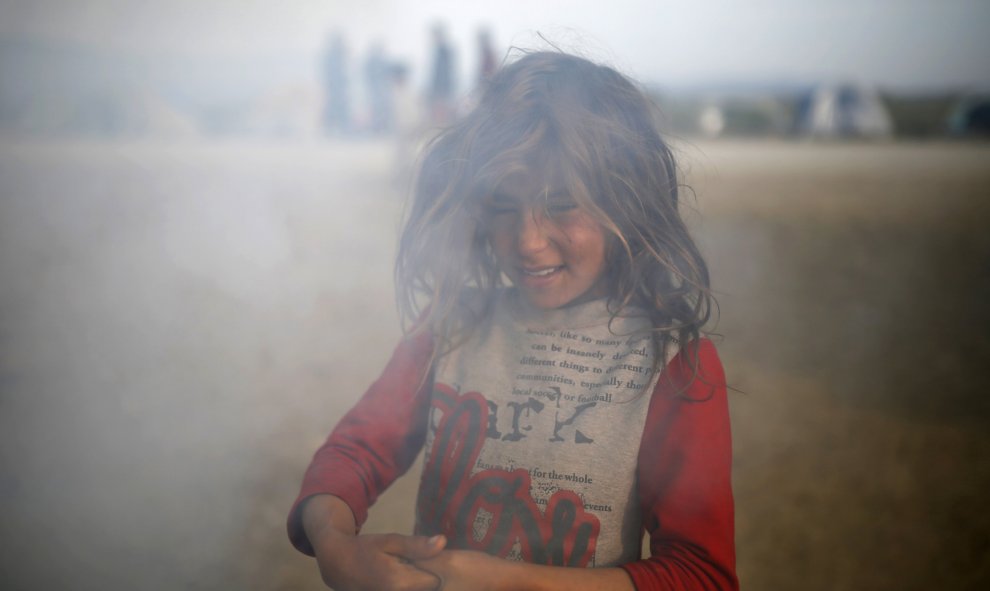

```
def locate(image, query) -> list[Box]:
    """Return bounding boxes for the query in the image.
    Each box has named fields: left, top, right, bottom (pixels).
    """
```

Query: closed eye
left=482, top=193, right=520, bottom=216
left=546, top=203, right=577, bottom=214
left=542, top=189, right=578, bottom=216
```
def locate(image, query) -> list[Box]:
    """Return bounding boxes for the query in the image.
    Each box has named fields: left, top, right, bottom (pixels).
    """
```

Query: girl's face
left=483, top=172, right=608, bottom=310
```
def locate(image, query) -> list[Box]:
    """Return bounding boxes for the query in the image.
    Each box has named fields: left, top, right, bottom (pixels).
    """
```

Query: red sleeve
left=619, top=339, right=738, bottom=590
left=286, top=329, right=435, bottom=555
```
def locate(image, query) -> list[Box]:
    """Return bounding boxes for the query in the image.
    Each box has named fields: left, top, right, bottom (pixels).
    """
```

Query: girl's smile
left=485, top=174, right=607, bottom=310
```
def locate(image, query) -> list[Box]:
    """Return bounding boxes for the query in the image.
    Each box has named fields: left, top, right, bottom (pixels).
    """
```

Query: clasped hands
left=312, top=531, right=507, bottom=591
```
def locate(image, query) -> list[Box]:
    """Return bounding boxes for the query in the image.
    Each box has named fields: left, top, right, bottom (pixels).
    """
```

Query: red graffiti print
left=416, top=383, right=600, bottom=567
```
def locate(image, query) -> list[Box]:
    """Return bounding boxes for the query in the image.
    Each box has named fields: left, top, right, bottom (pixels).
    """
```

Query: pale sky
left=2, top=0, right=988, bottom=89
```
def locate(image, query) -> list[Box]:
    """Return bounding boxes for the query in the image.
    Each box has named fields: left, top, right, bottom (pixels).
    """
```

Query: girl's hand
left=302, top=494, right=446, bottom=590
left=414, top=549, right=511, bottom=591
left=310, top=529, right=446, bottom=591
left=416, top=550, right=635, bottom=591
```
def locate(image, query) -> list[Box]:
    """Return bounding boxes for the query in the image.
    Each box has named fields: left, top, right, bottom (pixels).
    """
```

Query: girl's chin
left=518, top=286, right=599, bottom=311
left=509, top=269, right=604, bottom=310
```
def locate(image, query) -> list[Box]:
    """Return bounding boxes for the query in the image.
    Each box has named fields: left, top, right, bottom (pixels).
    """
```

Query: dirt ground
left=0, top=138, right=987, bottom=590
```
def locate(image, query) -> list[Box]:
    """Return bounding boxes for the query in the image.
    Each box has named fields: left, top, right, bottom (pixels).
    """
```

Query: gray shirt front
left=415, top=289, right=671, bottom=567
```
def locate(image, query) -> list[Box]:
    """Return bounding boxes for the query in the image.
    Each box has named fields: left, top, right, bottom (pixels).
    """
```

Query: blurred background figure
left=427, top=22, right=455, bottom=126
left=476, top=27, right=498, bottom=88
left=321, top=32, right=351, bottom=136
left=363, top=42, right=392, bottom=134
left=458, top=26, right=500, bottom=119
left=389, top=60, right=424, bottom=187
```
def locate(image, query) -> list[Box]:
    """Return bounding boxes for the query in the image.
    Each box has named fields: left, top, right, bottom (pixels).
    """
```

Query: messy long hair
left=396, top=50, right=714, bottom=378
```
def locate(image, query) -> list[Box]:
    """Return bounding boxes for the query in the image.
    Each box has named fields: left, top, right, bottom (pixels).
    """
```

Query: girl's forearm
left=416, top=550, right=636, bottom=591
left=301, top=495, right=447, bottom=591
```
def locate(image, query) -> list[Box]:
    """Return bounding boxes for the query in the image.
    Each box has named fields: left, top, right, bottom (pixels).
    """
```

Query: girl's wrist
left=301, top=494, right=357, bottom=547
left=487, top=556, right=531, bottom=591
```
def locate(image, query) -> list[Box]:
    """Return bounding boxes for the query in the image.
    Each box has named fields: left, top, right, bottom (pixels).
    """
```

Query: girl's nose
left=516, top=207, right=550, bottom=255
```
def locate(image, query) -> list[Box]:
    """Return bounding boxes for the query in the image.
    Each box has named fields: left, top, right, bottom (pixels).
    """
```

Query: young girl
left=288, top=51, right=737, bottom=591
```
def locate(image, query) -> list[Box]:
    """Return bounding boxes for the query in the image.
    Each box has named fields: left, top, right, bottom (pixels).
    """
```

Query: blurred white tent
left=795, top=84, right=894, bottom=138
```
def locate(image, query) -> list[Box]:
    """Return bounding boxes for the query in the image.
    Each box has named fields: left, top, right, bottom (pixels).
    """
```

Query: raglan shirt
left=287, top=290, right=737, bottom=590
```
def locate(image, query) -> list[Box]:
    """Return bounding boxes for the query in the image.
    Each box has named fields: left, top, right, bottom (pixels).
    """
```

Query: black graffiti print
left=502, top=398, right=544, bottom=441
left=550, top=401, right=596, bottom=443
left=485, top=399, right=502, bottom=439
left=474, top=386, right=595, bottom=445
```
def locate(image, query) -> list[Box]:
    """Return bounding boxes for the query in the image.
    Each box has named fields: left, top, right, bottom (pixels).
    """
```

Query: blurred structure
left=879, top=91, right=957, bottom=138
left=793, top=83, right=893, bottom=138
left=695, top=98, right=794, bottom=138
left=948, top=94, right=990, bottom=137
left=648, top=82, right=972, bottom=141
left=321, top=32, right=351, bottom=136
left=427, top=23, right=456, bottom=126
left=651, top=83, right=803, bottom=139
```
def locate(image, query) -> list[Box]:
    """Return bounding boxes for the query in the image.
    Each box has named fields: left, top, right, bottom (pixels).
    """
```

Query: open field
left=1, top=138, right=988, bottom=590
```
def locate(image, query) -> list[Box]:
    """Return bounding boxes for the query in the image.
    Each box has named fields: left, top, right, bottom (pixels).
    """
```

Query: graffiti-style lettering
left=417, top=384, right=599, bottom=567
left=502, top=398, right=544, bottom=442
left=550, top=401, right=596, bottom=443
left=485, top=400, right=502, bottom=439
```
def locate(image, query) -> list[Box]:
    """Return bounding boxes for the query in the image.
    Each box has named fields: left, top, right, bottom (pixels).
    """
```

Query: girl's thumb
left=426, top=534, right=447, bottom=550
left=400, top=534, right=447, bottom=560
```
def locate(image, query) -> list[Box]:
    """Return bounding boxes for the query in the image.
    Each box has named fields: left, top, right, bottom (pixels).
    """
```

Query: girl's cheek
left=560, top=214, right=607, bottom=242
left=486, top=218, right=515, bottom=250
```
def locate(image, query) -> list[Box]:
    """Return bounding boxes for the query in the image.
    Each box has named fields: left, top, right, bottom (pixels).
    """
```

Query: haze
left=2, top=0, right=988, bottom=90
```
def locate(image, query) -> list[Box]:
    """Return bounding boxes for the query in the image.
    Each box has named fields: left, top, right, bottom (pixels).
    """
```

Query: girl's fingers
left=388, top=562, right=442, bottom=591
left=380, top=533, right=447, bottom=561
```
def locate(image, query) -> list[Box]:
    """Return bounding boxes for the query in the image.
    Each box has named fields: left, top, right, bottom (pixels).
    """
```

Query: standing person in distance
left=428, top=23, right=456, bottom=126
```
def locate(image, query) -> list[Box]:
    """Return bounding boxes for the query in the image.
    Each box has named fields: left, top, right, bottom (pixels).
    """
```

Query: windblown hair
left=396, top=50, right=713, bottom=377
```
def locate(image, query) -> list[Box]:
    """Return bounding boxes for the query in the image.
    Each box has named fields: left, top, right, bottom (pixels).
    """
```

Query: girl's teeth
left=525, top=267, right=558, bottom=277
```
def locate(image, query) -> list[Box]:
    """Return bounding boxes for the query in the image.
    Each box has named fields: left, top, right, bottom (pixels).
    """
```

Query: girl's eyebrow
left=488, top=189, right=569, bottom=202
